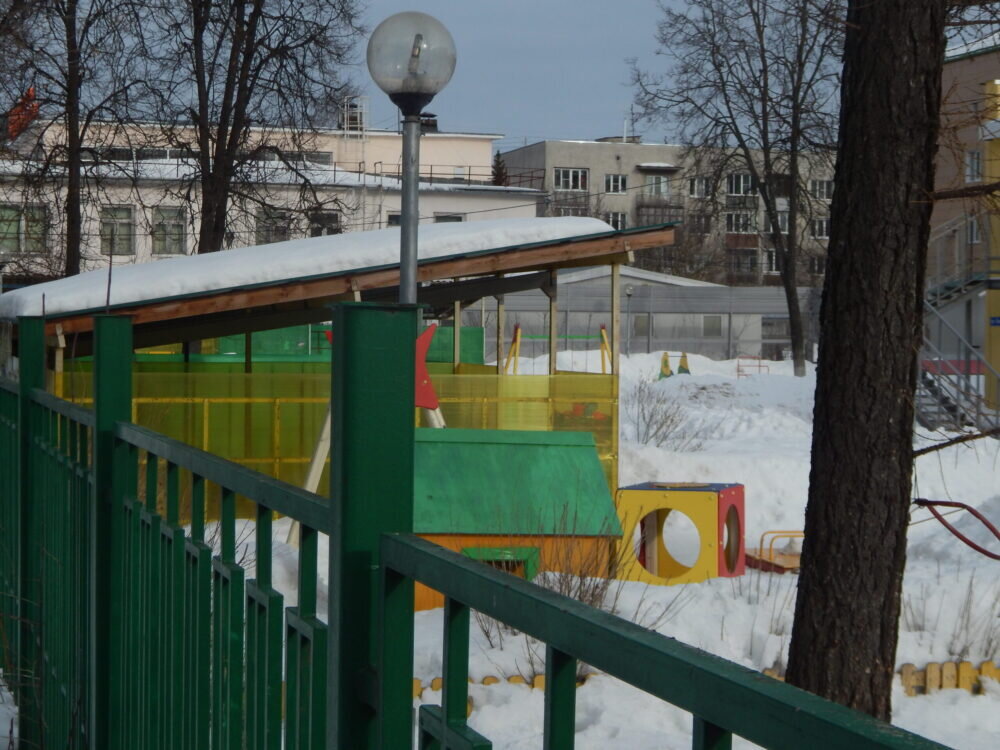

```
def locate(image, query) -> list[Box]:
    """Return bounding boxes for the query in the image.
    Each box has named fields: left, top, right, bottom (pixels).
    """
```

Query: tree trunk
left=63, top=0, right=82, bottom=276
left=786, top=0, right=947, bottom=720
left=197, top=173, right=230, bottom=253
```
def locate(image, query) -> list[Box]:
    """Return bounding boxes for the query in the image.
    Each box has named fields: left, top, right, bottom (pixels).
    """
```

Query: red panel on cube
left=716, top=485, right=745, bottom=577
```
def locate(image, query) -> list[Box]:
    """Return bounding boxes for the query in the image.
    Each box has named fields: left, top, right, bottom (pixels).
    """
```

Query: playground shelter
left=0, top=217, right=675, bottom=495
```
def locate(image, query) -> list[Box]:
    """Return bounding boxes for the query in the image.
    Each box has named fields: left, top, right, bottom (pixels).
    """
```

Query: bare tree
left=785, top=0, right=950, bottom=719
left=136, top=0, right=363, bottom=254
left=635, top=0, right=843, bottom=376
left=0, top=0, right=143, bottom=278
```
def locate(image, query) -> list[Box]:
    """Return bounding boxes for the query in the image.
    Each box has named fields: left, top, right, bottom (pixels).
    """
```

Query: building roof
left=0, top=157, right=538, bottom=195
left=945, top=32, right=1000, bottom=62
left=558, top=264, right=724, bottom=288
left=413, top=428, right=621, bottom=536
left=1, top=217, right=677, bottom=352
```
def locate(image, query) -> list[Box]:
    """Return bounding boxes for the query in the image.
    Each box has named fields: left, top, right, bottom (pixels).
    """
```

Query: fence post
left=91, top=315, right=133, bottom=749
left=16, top=316, right=44, bottom=744
left=327, top=303, right=416, bottom=749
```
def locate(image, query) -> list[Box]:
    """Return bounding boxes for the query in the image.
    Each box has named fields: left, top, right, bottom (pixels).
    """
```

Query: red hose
left=912, top=498, right=1000, bottom=560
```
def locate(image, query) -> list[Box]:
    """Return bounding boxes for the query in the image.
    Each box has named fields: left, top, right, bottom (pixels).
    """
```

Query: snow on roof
left=0, top=158, right=540, bottom=194
left=559, top=265, right=724, bottom=288
left=0, top=217, right=613, bottom=320
left=946, top=31, right=1000, bottom=61
left=637, top=162, right=678, bottom=170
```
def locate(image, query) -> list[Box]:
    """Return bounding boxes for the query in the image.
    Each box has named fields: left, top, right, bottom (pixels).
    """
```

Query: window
left=255, top=208, right=291, bottom=245
left=809, top=179, right=834, bottom=200
left=645, top=174, right=670, bottom=197
left=553, top=167, right=589, bottom=191
left=151, top=207, right=186, bottom=255
left=633, top=313, right=651, bottom=338
left=434, top=213, right=464, bottom=223
left=703, top=315, right=723, bottom=337
left=808, top=255, right=826, bottom=275
left=100, top=206, right=135, bottom=255
left=766, top=211, right=789, bottom=235
left=387, top=213, right=401, bottom=227
left=304, top=151, right=333, bottom=166
left=762, top=317, right=791, bottom=338
left=764, top=249, right=781, bottom=274
left=607, top=212, right=627, bottom=230
left=728, top=250, right=758, bottom=273
left=686, top=212, right=711, bottom=234
left=309, top=210, right=341, bottom=236
left=811, top=217, right=831, bottom=239
left=688, top=176, right=713, bottom=198
left=965, top=150, right=983, bottom=183
left=555, top=205, right=589, bottom=217
left=136, top=148, right=168, bottom=161
left=104, top=147, right=133, bottom=162
left=0, top=204, right=47, bottom=254
left=726, top=172, right=756, bottom=196
left=605, top=174, right=627, bottom=194
left=967, top=215, right=982, bottom=244
left=725, top=211, right=756, bottom=234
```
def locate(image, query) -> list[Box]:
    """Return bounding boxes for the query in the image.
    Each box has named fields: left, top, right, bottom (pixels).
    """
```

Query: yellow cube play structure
left=616, top=482, right=745, bottom=585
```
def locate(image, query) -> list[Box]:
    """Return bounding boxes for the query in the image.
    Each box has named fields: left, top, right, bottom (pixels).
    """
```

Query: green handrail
left=381, top=533, right=949, bottom=750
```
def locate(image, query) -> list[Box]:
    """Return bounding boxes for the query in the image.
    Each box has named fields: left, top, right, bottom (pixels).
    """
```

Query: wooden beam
left=453, top=300, right=461, bottom=373
left=34, top=227, right=674, bottom=340
left=544, top=272, right=557, bottom=375
left=496, top=292, right=505, bottom=375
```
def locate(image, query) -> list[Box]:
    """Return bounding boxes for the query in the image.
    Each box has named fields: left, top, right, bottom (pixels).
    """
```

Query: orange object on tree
left=7, top=87, right=39, bottom=140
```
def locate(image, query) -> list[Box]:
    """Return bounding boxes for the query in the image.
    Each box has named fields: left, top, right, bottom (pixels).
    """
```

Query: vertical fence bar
left=328, top=303, right=417, bottom=750
left=543, top=645, right=577, bottom=749
left=692, top=717, right=733, bottom=750
left=93, top=314, right=133, bottom=749
left=442, top=598, right=471, bottom=733
left=17, top=316, right=44, bottom=744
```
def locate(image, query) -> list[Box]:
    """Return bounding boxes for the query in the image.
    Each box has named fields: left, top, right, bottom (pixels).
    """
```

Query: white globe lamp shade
left=367, top=12, right=456, bottom=116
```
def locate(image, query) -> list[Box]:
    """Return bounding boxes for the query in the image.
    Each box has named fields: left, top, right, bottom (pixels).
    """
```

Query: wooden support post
left=453, top=300, right=462, bottom=373
left=545, top=272, right=558, bottom=375
left=244, top=332, right=252, bottom=374
left=611, top=263, right=622, bottom=375
left=496, top=293, right=505, bottom=375
left=50, top=323, right=66, bottom=398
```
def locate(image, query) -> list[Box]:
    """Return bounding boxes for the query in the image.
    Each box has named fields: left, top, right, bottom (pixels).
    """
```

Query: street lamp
left=367, top=12, right=456, bottom=304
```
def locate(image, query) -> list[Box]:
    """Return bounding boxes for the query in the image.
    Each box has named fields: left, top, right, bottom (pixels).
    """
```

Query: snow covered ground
left=401, top=350, right=999, bottom=749
left=153, top=349, right=1000, bottom=748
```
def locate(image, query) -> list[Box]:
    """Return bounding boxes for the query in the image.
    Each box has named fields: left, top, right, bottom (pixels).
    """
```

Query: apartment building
left=0, top=108, right=539, bottom=285
left=500, top=137, right=831, bottom=286
left=931, top=36, right=1000, bottom=288
left=928, top=34, right=1000, bottom=386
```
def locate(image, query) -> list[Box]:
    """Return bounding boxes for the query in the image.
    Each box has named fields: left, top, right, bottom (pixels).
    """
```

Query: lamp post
left=367, top=12, right=456, bottom=304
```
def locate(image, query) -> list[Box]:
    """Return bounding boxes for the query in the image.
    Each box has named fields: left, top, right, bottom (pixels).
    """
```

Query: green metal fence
left=0, top=306, right=951, bottom=749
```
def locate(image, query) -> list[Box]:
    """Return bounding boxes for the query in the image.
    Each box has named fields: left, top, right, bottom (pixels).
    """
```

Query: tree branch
left=913, top=427, right=1000, bottom=457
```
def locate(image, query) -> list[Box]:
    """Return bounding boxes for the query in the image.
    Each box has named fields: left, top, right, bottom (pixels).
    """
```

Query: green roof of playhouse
left=413, top=428, right=620, bottom=537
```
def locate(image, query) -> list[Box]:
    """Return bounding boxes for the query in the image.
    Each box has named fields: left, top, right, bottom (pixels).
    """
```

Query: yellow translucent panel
left=55, top=369, right=619, bottom=494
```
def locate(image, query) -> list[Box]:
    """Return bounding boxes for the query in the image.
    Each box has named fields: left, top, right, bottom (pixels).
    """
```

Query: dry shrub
left=621, top=377, right=708, bottom=450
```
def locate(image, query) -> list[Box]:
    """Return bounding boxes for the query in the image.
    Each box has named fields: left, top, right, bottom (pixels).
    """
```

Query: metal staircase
left=917, top=301, right=1000, bottom=435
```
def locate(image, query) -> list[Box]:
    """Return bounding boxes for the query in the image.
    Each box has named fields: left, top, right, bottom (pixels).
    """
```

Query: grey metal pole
left=400, top=113, right=421, bottom=304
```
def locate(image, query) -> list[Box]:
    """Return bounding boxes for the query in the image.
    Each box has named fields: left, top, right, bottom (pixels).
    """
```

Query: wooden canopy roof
left=7, top=222, right=674, bottom=355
